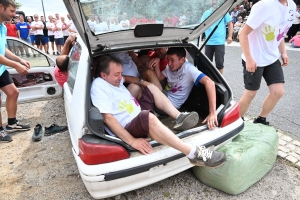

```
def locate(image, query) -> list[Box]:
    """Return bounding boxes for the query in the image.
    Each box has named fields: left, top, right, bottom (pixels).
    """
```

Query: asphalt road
left=222, top=44, right=300, bottom=140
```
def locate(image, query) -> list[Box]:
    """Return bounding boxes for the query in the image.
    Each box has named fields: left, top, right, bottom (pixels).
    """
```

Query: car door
left=1, top=37, right=62, bottom=105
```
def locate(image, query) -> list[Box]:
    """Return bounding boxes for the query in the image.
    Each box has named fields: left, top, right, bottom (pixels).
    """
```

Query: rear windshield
left=80, top=0, right=226, bottom=35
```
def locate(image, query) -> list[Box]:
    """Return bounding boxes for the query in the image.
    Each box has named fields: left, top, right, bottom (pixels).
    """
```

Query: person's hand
left=202, top=112, right=218, bottom=130
left=147, top=58, right=160, bottom=69
left=245, top=57, right=257, bottom=73
left=130, top=138, right=152, bottom=155
left=281, top=53, right=289, bottom=66
left=15, top=62, right=29, bottom=75
left=67, top=34, right=77, bottom=43
left=227, top=36, right=233, bottom=44
left=19, top=59, right=31, bottom=70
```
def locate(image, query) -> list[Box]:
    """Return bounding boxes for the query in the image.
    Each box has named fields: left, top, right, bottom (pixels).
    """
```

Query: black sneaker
left=44, top=124, right=68, bottom=136
left=56, top=52, right=60, bottom=56
left=33, top=54, right=36, bottom=58
left=46, top=51, right=50, bottom=54
left=189, top=146, right=226, bottom=168
left=32, top=124, right=43, bottom=142
left=253, top=118, right=269, bottom=125
left=0, top=130, right=12, bottom=142
left=26, top=54, right=30, bottom=58
left=173, top=112, right=199, bottom=131
left=53, top=52, right=55, bottom=55
left=6, top=122, right=30, bottom=132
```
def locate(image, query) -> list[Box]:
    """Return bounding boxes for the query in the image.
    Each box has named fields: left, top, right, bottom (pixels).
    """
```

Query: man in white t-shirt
left=67, top=13, right=77, bottom=34
left=87, top=14, right=97, bottom=32
left=61, top=16, right=71, bottom=42
left=150, top=47, right=218, bottom=129
left=239, top=0, right=296, bottom=125
left=31, top=14, right=46, bottom=51
left=52, top=18, right=64, bottom=55
left=47, top=15, right=56, bottom=55
left=90, top=55, right=226, bottom=168
left=120, top=12, right=130, bottom=30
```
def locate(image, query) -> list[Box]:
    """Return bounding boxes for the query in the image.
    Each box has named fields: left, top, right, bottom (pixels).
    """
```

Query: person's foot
left=173, top=112, right=199, bottom=131
left=33, top=54, right=36, bottom=58
left=6, top=122, right=30, bottom=132
left=56, top=52, right=60, bottom=56
left=53, top=52, right=56, bottom=55
left=46, top=51, right=50, bottom=54
left=188, top=146, right=226, bottom=168
left=0, top=130, right=12, bottom=142
left=26, top=54, right=30, bottom=58
left=44, top=124, right=68, bottom=136
left=253, top=117, right=269, bottom=125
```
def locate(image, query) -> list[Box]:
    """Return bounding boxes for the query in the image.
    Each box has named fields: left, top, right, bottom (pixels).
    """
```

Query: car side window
left=67, top=42, right=81, bottom=91
left=6, top=39, right=50, bottom=67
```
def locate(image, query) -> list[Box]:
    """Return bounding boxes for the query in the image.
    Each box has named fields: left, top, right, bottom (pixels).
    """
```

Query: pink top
left=54, top=66, right=68, bottom=87
left=289, top=35, right=300, bottom=47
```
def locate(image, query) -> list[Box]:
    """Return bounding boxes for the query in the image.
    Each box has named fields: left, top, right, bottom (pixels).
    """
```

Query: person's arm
left=148, top=58, right=166, bottom=81
left=16, top=29, right=20, bottom=38
left=289, top=37, right=294, bottom=43
left=199, top=76, right=217, bottom=130
left=62, top=23, right=71, bottom=30
left=123, top=75, right=152, bottom=87
left=239, top=24, right=256, bottom=73
left=278, top=39, right=288, bottom=66
left=0, top=49, right=31, bottom=75
left=102, top=113, right=152, bottom=154
left=61, top=34, right=76, bottom=55
left=226, top=21, right=233, bottom=44
left=128, top=51, right=142, bottom=68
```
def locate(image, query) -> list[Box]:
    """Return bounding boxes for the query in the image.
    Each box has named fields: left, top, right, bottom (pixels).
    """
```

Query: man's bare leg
left=148, top=113, right=191, bottom=155
left=140, top=69, right=162, bottom=91
left=259, top=83, right=284, bottom=118
left=239, top=89, right=257, bottom=117
left=1, top=84, right=19, bottom=119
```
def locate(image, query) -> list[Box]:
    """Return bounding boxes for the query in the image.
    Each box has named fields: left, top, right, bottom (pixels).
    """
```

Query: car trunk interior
left=86, top=44, right=231, bottom=151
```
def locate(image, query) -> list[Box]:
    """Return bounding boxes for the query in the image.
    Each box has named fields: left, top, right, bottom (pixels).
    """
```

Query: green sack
left=193, top=121, right=278, bottom=195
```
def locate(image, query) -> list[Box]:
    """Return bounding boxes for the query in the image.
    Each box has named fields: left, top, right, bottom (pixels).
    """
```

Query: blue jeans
left=21, top=37, right=31, bottom=44
left=291, top=41, right=300, bottom=48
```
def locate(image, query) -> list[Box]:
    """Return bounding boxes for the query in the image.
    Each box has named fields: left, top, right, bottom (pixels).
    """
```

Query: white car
left=6, top=0, right=243, bottom=198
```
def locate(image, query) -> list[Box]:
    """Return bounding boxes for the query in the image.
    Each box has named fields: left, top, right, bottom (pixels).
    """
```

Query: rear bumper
left=73, top=119, right=244, bottom=199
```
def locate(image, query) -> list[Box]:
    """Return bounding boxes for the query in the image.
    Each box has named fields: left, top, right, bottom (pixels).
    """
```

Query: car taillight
left=78, top=138, right=130, bottom=165
left=220, top=102, right=240, bottom=127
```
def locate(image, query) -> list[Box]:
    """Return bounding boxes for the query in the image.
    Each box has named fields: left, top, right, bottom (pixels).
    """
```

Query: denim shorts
left=55, top=38, right=65, bottom=45
left=21, top=37, right=31, bottom=44
left=44, top=36, right=49, bottom=43
left=30, top=35, right=35, bottom=43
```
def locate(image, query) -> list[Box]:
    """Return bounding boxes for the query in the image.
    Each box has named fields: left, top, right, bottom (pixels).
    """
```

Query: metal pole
left=41, top=0, right=46, bottom=20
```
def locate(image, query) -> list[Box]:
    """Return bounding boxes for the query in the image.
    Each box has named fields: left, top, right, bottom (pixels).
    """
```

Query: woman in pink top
left=289, top=31, right=300, bottom=48
left=54, top=34, right=76, bottom=87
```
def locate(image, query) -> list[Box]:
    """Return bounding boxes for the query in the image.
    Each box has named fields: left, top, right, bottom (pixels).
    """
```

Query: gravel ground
left=1, top=98, right=300, bottom=199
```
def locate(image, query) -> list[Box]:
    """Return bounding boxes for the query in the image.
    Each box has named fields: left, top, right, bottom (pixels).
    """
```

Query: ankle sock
left=187, top=146, right=197, bottom=159
left=8, top=118, right=16, bottom=125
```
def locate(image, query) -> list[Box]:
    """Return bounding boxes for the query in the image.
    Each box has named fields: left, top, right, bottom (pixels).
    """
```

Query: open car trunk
left=86, top=43, right=232, bottom=152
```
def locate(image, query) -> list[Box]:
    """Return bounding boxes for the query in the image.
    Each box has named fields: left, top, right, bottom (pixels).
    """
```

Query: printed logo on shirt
left=277, top=26, right=290, bottom=41
left=262, top=25, right=276, bottom=41
left=118, top=98, right=138, bottom=114
left=165, top=83, right=183, bottom=93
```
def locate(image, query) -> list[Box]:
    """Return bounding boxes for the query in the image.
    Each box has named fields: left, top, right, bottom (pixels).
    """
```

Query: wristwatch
left=138, top=78, right=144, bottom=86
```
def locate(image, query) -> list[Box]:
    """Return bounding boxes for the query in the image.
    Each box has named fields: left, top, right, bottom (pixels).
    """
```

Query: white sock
left=187, top=146, right=197, bottom=159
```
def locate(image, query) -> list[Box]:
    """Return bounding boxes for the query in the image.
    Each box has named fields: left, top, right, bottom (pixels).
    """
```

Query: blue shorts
left=44, top=36, right=49, bottom=43
left=21, top=37, right=31, bottom=44
left=35, top=35, right=45, bottom=45
left=30, top=35, right=35, bottom=43
left=54, top=38, right=65, bottom=45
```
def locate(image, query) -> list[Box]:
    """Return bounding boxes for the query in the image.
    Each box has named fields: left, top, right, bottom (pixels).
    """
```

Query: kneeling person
left=90, top=55, right=226, bottom=168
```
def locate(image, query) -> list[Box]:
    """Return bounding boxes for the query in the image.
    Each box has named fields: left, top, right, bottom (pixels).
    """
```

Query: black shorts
left=35, top=35, right=45, bottom=45
left=205, top=45, right=225, bottom=69
left=242, top=59, right=284, bottom=91
left=49, top=35, right=55, bottom=42
left=0, top=70, right=14, bottom=88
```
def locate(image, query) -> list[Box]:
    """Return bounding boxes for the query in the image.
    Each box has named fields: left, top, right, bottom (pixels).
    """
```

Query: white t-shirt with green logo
left=241, top=0, right=296, bottom=66
left=91, top=77, right=141, bottom=136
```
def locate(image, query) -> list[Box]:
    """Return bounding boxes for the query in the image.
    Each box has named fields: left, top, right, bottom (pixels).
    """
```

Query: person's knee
left=270, top=88, right=284, bottom=98
left=244, top=90, right=257, bottom=100
left=6, top=88, right=19, bottom=99
left=148, top=112, right=158, bottom=125
left=127, top=83, right=142, bottom=98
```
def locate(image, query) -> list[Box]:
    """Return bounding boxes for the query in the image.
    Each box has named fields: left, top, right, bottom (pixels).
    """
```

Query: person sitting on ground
left=150, top=47, right=218, bottom=130
left=90, top=55, right=226, bottom=168
left=233, top=16, right=243, bottom=41
left=54, top=34, right=77, bottom=87
left=289, top=31, right=300, bottom=48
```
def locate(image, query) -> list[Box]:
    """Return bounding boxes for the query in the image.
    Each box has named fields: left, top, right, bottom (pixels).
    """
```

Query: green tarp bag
left=193, top=121, right=278, bottom=195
